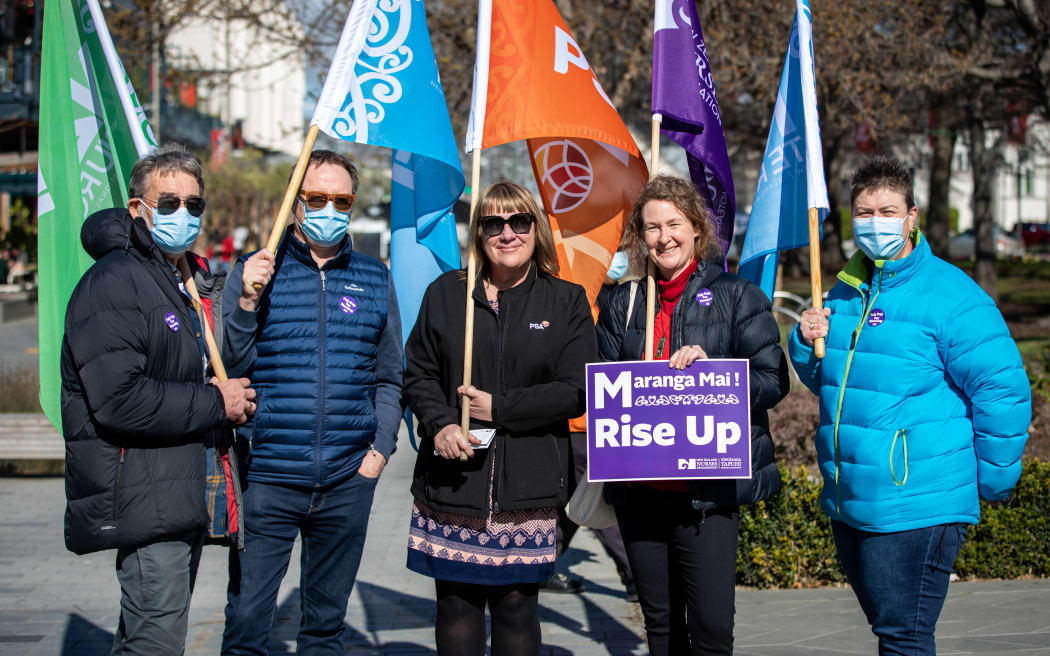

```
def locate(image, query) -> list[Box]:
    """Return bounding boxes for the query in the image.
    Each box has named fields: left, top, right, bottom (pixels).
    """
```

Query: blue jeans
left=112, top=530, right=203, bottom=656
left=221, top=472, right=379, bottom=655
left=831, top=520, right=968, bottom=656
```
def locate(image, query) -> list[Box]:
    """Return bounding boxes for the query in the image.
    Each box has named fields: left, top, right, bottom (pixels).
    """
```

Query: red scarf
left=651, top=259, right=697, bottom=360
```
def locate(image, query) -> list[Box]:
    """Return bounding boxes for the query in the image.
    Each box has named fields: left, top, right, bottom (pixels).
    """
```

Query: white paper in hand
left=469, top=428, right=496, bottom=449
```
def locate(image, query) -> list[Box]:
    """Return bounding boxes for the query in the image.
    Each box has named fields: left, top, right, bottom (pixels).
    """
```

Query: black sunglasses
left=480, top=212, right=534, bottom=237
left=144, top=195, right=206, bottom=217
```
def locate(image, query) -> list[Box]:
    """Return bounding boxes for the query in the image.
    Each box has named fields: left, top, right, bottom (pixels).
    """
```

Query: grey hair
left=127, top=143, right=205, bottom=199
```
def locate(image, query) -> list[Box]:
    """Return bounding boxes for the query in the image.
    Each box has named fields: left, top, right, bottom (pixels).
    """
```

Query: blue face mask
left=145, top=203, right=201, bottom=255
left=853, top=215, right=907, bottom=261
left=607, top=251, right=629, bottom=280
left=298, top=201, right=349, bottom=247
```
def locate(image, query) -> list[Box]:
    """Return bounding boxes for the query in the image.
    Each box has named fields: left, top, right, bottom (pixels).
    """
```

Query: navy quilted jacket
left=223, top=228, right=403, bottom=487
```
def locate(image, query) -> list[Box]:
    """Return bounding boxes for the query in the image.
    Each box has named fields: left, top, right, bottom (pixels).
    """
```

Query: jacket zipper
left=668, top=269, right=701, bottom=355
left=316, top=269, right=327, bottom=488
left=890, top=429, right=909, bottom=486
left=492, top=290, right=507, bottom=514
left=831, top=266, right=883, bottom=517
left=112, top=446, right=126, bottom=520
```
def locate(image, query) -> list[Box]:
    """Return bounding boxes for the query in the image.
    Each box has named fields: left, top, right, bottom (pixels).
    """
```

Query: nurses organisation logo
left=533, top=140, right=593, bottom=213
left=164, top=312, right=180, bottom=332
left=340, top=296, right=358, bottom=315
left=867, top=308, right=885, bottom=327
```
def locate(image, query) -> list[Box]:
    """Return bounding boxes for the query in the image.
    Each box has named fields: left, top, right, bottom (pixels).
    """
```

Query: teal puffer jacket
left=789, top=231, right=1030, bottom=533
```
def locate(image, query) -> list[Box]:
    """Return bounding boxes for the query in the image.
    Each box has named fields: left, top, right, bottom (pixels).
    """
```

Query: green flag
left=37, top=0, right=156, bottom=431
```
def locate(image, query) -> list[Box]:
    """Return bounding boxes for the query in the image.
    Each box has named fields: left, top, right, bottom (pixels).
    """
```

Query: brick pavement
left=1, top=430, right=1049, bottom=655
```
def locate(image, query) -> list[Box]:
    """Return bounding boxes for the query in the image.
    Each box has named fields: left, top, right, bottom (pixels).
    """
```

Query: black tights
left=434, top=579, right=540, bottom=656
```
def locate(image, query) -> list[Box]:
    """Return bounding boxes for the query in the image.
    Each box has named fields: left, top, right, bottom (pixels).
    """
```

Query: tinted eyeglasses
left=479, top=212, right=534, bottom=237
left=298, top=191, right=356, bottom=213
left=142, top=195, right=206, bottom=217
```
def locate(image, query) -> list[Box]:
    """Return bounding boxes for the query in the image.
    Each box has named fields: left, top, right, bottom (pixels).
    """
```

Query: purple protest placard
left=586, top=359, right=751, bottom=482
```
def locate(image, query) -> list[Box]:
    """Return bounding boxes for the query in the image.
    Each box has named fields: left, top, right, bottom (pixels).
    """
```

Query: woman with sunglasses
left=595, top=177, right=789, bottom=655
left=404, top=181, right=597, bottom=656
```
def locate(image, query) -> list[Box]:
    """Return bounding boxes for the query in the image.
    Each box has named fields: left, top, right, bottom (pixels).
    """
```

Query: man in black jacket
left=61, top=144, right=255, bottom=656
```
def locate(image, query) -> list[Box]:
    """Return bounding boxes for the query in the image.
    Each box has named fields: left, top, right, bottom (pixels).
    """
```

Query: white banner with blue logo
left=738, top=0, right=829, bottom=301
left=312, top=0, right=465, bottom=344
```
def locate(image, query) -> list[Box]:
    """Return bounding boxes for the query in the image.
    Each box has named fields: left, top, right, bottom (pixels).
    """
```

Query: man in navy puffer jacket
left=791, top=155, right=1030, bottom=655
left=220, top=151, right=403, bottom=655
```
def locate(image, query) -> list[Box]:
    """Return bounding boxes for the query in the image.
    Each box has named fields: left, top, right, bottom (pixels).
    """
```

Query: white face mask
left=852, top=215, right=907, bottom=261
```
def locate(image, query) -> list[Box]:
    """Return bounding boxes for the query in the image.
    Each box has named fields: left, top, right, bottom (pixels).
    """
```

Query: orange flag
left=466, top=0, right=640, bottom=156
left=465, top=0, right=649, bottom=434
left=465, top=0, right=648, bottom=318
left=528, top=137, right=648, bottom=319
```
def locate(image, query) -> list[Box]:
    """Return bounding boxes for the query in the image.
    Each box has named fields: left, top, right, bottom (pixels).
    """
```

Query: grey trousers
left=111, top=531, right=204, bottom=656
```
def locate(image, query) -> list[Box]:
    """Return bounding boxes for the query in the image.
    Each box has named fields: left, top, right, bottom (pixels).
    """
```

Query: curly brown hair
left=467, top=180, right=559, bottom=279
left=623, top=176, right=716, bottom=276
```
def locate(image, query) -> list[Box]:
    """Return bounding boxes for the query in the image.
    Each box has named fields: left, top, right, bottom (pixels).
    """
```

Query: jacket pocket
left=890, top=429, right=909, bottom=486
left=501, top=434, right=564, bottom=506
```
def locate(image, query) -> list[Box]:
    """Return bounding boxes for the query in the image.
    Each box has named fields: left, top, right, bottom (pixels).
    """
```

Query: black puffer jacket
left=407, top=265, right=597, bottom=518
left=596, top=253, right=790, bottom=511
left=61, top=209, right=227, bottom=555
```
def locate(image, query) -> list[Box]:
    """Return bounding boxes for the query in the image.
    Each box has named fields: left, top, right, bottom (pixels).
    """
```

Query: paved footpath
left=1, top=431, right=1049, bottom=655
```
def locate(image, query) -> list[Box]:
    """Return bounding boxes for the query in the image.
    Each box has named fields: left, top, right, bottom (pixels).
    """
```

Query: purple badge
left=339, top=296, right=357, bottom=315
left=696, top=288, right=713, bottom=306
left=164, top=312, right=180, bottom=332
left=867, top=309, right=885, bottom=327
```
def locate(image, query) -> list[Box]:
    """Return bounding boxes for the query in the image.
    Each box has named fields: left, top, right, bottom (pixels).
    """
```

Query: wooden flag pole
left=458, top=148, right=482, bottom=461
left=253, top=124, right=321, bottom=289
left=644, top=115, right=662, bottom=361
left=178, top=256, right=229, bottom=382
left=807, top=207, right=825, bottom=358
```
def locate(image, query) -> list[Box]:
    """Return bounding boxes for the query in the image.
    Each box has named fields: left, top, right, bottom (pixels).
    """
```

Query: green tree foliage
left=201, top=152, right=292, bottom=250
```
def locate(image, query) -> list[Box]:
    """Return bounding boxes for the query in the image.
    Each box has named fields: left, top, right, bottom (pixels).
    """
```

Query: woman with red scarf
left=595, top=176, right=789, bottom=655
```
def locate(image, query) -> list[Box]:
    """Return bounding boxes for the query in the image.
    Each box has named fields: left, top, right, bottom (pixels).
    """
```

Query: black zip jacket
left=596, top=253, right=790, bottom=511
left=61, top=208, right=227, bottom=555
left=406, top=265, right=597, bottom=518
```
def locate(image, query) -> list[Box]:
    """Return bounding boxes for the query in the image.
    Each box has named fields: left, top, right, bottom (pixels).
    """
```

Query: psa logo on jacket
left=529, top=320, right=551, bottom=330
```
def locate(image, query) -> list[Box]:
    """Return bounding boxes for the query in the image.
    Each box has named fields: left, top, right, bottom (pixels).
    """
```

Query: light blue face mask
left=145, top=202, right=201, bottom=256
left=298, top=201, right=349, bottom=248
left=607, top=251, right=629, bottom=280
left=853, top=215, right=907, bottom=261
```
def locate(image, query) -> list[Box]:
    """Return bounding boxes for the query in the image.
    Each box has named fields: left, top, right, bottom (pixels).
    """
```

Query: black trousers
left=615, top=486, right=739, bottom=656
left=555, top=433, right=634, bottom=586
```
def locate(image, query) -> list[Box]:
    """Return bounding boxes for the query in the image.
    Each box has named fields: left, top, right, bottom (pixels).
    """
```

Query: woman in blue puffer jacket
left=790, top=155, right=1031, bottom=655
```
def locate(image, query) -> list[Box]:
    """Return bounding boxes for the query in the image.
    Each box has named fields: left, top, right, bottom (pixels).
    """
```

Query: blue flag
left=390, top=149, right=462, bottom=343
left=312, top=0, right=463, bottom=342
left=738, top=0, right=829, bottom=300
left=313, top=0, right=464, bottom=448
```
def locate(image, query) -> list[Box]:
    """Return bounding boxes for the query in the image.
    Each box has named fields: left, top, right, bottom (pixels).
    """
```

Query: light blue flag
left=738, top=0, right=829, bottom=301
left=390, top=149, right=462, bottom=343
left=313, top=0, right=464, bottom=449
left=311, top=0, right=464, bottom=342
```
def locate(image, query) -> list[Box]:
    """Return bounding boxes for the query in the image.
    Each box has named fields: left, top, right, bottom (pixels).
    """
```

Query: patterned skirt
left=406, top=499, right=557, bottom=585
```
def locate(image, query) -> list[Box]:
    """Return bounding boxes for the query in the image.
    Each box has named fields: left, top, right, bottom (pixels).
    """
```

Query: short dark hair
left=128, top=143, right=204, bottom=199
left=850, top=155, right=914, bottom=210
left=293, top=149, right=359, bottom=195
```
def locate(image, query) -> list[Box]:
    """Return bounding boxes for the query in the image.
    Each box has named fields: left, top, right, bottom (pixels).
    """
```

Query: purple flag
left=653, top=0, right=735, bottom=260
